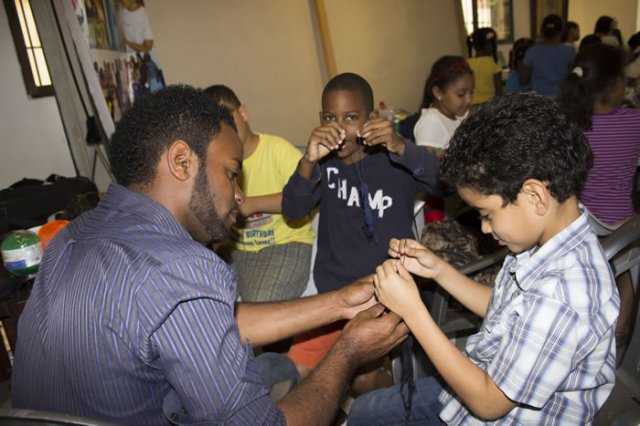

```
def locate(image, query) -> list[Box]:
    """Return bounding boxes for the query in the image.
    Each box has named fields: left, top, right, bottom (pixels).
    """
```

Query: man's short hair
left=440, top=93, right=593, bottom=204
left=108, top=85, right=236, bottom=187
left=203, top=84, right=242, bottom=109
left=322, top=72, right=374, bottom=113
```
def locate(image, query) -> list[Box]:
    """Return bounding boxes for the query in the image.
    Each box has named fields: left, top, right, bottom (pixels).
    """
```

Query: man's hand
left=337, top=304, right=409, bottom=366
left=360, top=117, right=405, bottom=155
left=334, top=275, right=377, bottom=319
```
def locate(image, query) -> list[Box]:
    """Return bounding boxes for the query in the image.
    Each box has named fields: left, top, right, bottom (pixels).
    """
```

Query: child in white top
left=414, top=56, right=474, bottom=156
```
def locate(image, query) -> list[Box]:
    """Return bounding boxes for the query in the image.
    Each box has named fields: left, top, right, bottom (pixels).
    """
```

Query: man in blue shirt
left=11, top=85, right=408, bottom=425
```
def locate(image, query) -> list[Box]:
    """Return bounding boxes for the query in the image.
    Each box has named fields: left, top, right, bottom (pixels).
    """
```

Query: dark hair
left=629, top=31, right=640, bottom=51
left=509, top=38, right=535, bottom=70
left=467, top=27, right=498, bottom=61
left=541, top=14, right=564, bottom=39
left=108, top=85, right=236, bottom=187
left=629, top=31, right=640, bottom=60
left=322, top=72, right=374, bottom=113
left=203, top=84, right=241, bottom=109
left=440, top=93, right=592, bottom=204
left=561, top=21, right=579, bottom=42
left=594, top=16, right=614, bottom=34
left=419, top=56, right=473, bottom=110
left=578, top=34, right=602, bottom=52
left=558, top=44, right=626, bottom=130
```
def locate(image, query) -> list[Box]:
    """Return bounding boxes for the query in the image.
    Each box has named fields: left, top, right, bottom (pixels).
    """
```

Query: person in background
left=520, top=14, right=576, bottom=97
left=204, top=85, right=315, bottom=308
left=348, top=93, right=618, bottom=425
left=118, top=0, right=164, bottom=94
left=625, top=31, right=640, bottom=105
left=505, top=38, right=535, bottom=93
left=413, top=56, right=474, bottom=155
left=562, top=21, right=581, bottom=48
left=466, top=27, right=503, bottom=105
left=558, top=43, right=640, bottom=363
left=579, top=34, right=603, bottom=52
left=594, top=15, right=622, bottom=46
left=283, top=72, right=441, bottom=394
left=11, top=85, right=409, bottom=425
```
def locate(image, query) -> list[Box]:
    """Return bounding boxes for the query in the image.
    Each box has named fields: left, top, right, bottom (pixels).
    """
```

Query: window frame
left=4, top=0, right=54, bottom=98
left=462, top=0, right=515, bottom=45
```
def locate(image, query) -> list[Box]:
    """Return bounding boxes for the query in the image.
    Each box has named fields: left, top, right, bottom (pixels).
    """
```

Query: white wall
left=0, top=4, right=75, bottom=189
left=145, top=0, right=462, bottom=144
left=569, top=0, right=639, bottom=45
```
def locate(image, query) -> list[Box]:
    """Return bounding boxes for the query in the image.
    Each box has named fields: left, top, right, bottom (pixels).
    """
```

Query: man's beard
left=189, top=163, right=231, bottom=245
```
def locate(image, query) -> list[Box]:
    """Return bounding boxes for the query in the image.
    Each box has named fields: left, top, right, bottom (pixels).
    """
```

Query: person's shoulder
left=613, top=106, right=640, bottom=117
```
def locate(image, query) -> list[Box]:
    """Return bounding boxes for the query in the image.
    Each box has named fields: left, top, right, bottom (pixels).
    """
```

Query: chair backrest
left=0, top=408, right=120, bottom=425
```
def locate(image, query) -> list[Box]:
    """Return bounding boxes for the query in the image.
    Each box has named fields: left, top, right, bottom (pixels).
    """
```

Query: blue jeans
left=255, top=352, right=301, bottom=389
left=348, top=376, right=446, bottom=425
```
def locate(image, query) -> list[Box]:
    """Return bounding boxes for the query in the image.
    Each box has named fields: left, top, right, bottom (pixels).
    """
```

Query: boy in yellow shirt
left=205, top=85, right=315, bottom=304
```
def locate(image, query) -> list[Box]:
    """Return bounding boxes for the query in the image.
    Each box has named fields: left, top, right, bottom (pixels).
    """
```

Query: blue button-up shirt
left=12, top=184, right=285, bottom=425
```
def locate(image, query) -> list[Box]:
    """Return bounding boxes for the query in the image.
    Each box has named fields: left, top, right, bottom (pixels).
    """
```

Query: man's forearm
left=276, top=339, right=356, bottom=425
left=235, top=292, right=342, bottom=347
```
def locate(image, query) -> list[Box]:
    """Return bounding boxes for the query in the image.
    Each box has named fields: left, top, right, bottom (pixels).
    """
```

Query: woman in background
left=520, top=14, right=575, bottom=97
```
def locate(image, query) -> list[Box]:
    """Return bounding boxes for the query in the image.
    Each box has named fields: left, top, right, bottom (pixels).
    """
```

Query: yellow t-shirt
left=231, top=133, right=315, bottom=252
left=467, top=56, right=502, bottom=105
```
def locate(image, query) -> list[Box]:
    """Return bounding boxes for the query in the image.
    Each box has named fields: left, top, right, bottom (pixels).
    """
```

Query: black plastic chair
left=0, top=409, right=120, bottom=425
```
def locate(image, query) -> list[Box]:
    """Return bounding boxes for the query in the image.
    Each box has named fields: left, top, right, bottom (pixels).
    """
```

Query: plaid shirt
left=440, top=211, right=619, bottom=425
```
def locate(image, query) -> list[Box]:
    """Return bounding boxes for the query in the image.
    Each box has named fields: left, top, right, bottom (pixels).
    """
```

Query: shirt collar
left=100, top=183, right=193, bottom=241
left=507, top=209, right=592, bottom=291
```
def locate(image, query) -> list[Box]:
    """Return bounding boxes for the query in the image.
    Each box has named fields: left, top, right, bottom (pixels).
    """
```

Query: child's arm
left=518, top=62, right=531, bottom=84
left=374, top=259, right=516, bottom=420
left=360, top=117, right=406, bottom=155
left=297, top=123, right=345, bottom=179
left=389, top=238, right=492, bottom=317
left=493, top=71, right=504, bottom=97
left=240, top=193, right=283, bottom=217
left=282, top=124, right=344, bottom=220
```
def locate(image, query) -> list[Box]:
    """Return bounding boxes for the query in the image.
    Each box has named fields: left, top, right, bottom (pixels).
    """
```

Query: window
left=461, top=0, right=513, bottom=44
left=4, top=0, right=53, bottom=97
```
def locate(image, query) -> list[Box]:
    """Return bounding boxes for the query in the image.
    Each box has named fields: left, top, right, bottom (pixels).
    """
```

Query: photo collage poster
left=71, top=0, right=165, bottom=123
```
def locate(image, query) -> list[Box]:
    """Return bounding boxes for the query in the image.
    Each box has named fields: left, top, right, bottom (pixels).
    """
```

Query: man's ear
left=521, top=179, right=550, bottom=215
left=166, top=140, right=195, bottom=182
left=238, top=104, right=249, bottom=122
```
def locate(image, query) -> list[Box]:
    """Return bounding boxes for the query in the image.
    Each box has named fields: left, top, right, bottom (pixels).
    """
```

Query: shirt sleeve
left=389, top=141, right=442, bottom=196
left=413, top=113, right=450, bottom=149
left=487, top=291, right=582, bottom=408
left=282, top=161, right=322, bottom=220
left=151, top=295, right=285, bottom=425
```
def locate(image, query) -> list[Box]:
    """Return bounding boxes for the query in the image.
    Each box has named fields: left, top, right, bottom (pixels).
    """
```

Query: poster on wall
left=70, top=0, right=165, bottom=124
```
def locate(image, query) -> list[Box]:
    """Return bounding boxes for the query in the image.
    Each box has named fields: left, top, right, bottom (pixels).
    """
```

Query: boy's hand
left=304, top=122, right=346, bottom=163
left=360, top=117, right=405, bottom=155
left=238, top=197, right=255, bottom=217
left=374, top=260, right=422, bottom=319
left=388, top=238, right=445, bottom=280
